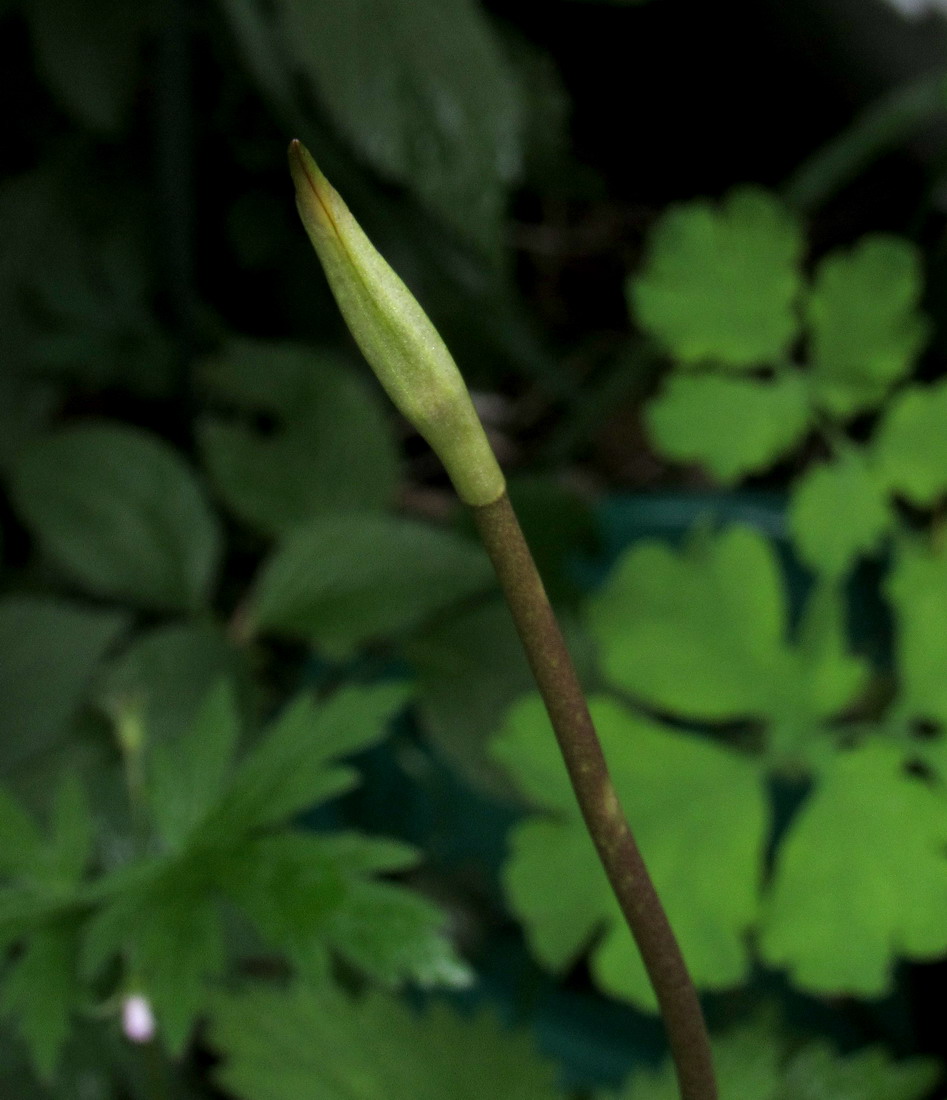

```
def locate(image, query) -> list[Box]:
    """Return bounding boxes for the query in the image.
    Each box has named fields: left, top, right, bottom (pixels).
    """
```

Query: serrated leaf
left=249, top=513, right=492, bottom=656
left=777, top=1040, right=939, bottom=1100
left=327, top=878, right=472, bottom=990
left=11, top=423, right=222, bottom=612
left=96, top=621, right=240, bottom=745
left=22, top=0, right=145, bottom=134
left=587, top=526, right=793, bottom=720
left=492, top=695, right=768, bottom=1010
left=886, top=535, right=947, bottom=728
left=275, top=0, right=523, bottom=250
left=0, top=596, right=128, bottom=774
left=147, top=683, right=241, bottom=852
left=646, top=371, right=810, bottom=482
left=788, top=451, right=890, bottom=578
left=200, top=682, right=409, bottom=842
left=871, top=379, right=947, bottom=507
left=806, top=236, right=928, bottom=416
left=760, top=739, right=947, bottom=996
left=209, top=984, right=562, bottom=1100
left=198, top=341, right=399, bottom=535
left=630, top=187, right=803, bottom=369
left=0, top=920, right=80, bottom=1081
left=82, top=864, right=226, bottom=1054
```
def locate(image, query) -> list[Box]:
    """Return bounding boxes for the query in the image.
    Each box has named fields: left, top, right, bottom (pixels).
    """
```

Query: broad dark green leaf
left=275, top=0, right=523, bottom=249
left=0, top=596, right=128, bottom=774
left=198, top=341, right=400, bottom=535
left=22, top=0, right=146, bottom=134
left=249, top=513, right=492, bottom=656
left=96, top=621, right=241, bottom=745
left=210, top=984, right=562, bottom=1100
left=11, top=423, right=222, bottom=612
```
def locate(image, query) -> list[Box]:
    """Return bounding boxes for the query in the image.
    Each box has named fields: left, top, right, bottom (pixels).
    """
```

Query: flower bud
left=288, top=140, right=505, bottom=507
left=122, top=993, right=156, bottom=1043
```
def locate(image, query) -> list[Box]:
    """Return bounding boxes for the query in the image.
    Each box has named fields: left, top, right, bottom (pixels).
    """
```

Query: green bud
left=288, top=140, right=505, bottom=507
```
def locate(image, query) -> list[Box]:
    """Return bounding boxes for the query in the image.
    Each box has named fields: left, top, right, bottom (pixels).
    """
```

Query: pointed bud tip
left=288, top=139, right=334, bottom=234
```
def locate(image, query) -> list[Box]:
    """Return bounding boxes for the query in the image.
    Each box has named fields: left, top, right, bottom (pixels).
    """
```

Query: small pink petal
left=122, top=994, right=156, bottom=1043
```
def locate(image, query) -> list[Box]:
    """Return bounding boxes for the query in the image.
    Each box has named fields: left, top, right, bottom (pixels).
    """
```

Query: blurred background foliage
left=5, top=0, right=947, bottom=1095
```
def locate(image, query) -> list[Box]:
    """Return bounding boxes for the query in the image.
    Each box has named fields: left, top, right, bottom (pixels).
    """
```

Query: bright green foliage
left=886, top=536, right=947, bottom=728
left=277, top=0, right=522, bottom=251
left=806, top=237, right=928, bottom=416
left=492, top=694, right=768, bottom=1010
left=788, top=451, right=891, bottom=578
left=872, top=378, right=947, bottom=506
left=0, top=596, right=128, bottom=774
left=10, top=422, right=222, bottom=612
left=249, top=512, right=492, bottom=656
left=96, top=621, right=241, bottom=745
left=630, top=187, right=803, bottom=368
left=209, top=983, right=562, bottom=1100
left=759, top=739, right=947, bottom=995
left=587, top=526, right=790, bottom=719
left=198, top=341, right=400, bottom=535
left=646, top=371, right=810, bottom=483
left=608, top=1017, right=938, bottom=1100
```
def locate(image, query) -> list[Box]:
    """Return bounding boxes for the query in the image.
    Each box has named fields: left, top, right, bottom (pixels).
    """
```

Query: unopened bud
left=288, top=140, right=505, bottom=507
left=122, top=994, right=156, bottom=1043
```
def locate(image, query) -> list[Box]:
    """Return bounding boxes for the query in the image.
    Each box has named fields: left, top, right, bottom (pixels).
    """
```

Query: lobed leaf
left=492, top=695, right=768, bottom=1010
left=871, top=378, right=947, bottom=507
left=630, top=187, right=803, bottom=369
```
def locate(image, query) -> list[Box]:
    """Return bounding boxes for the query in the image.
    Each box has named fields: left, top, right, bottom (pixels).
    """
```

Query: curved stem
left=473, top=492, right=717, bottom=1100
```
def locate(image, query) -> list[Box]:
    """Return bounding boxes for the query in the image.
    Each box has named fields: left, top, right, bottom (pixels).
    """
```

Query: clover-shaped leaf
left=886, top=535, right=947, bottom=729
left=759, top=739, right=947, bottom=996
left=871, top=379, right=947, bottom=507
left=806, top=236, right=928, bottom=417
left=588, top=526, right=792, bottom=720
left=788, top=451, right=890, bottom=579
left=492, top=694, right=768, bottom=1010
left=630, top=187, right=803, bottom=369
left=646, top=371, right=810, bottom=483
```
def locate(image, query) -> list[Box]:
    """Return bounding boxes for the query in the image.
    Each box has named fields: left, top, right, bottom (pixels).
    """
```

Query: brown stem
left=473, top=492, right=717, bottom=1100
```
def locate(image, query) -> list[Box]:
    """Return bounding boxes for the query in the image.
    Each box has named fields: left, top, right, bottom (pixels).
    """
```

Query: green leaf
left=82, top=863, right=226, bottom=1055
left=608, top=1016, right=938, bottom=1100
left=777, top=1040, right=940, bottom=1100
left=788, top=450, right=891, bottom=578
left=492, top=695, right=768, bottom=1010
left=200, top=682, right=409, bottom=842
left=275, top=0, right=523, bottom=250
left=209, top=984, right=562, bottom=1100
left=22, top=0, right=145, bottom=134
left=0, top=788, right=42, bottom=877
left=806, top=236, right=928, bottom=416
left=96, top=621, right=241, bottom=745
left=630, top=187, right=803, bottom=369
left=198, top=341, right=400, bottom=535
left=759, top=739, right=947, bottom=996
left=408, top=599, right=533, bottom=794
left=0, top=920, right=81, bottom=1081
left=886, top=535, right=947, bottom=727
left=11, top=423, right=222, bottom=612
left=0, top=596, right=128, bottom=774
left=326, top=878, right=472, bottom=989
left=249, top=513, right=492, bottom=656
left=147, top=683, right=241, bottom=852
left=871, top=378, right=947, bottom=507
left=646, top=371, right=810, bottom=482
left=587, top=526, right=792, bottom=720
